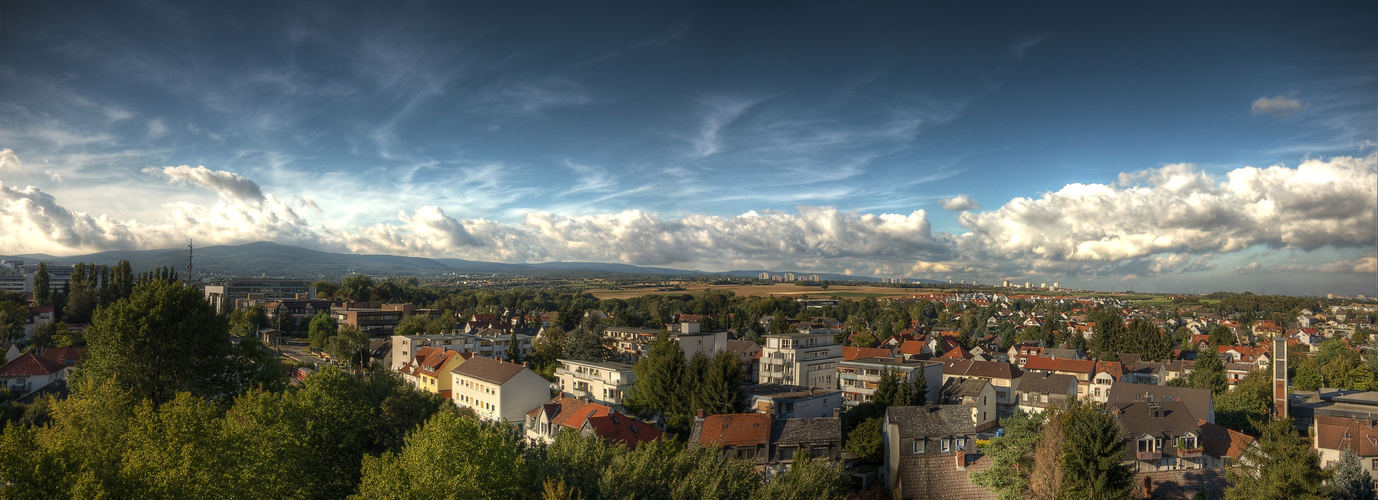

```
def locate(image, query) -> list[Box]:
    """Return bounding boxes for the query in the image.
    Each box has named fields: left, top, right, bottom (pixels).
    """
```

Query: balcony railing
left=1176, top=447, right=1203, bottom=458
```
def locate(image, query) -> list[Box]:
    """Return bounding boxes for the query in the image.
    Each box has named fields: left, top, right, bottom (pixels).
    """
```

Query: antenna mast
left=187, top=239, right=194, bottom=283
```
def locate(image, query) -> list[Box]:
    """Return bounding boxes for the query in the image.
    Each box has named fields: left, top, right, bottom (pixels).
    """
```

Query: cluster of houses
left=385, top=295, right=1378, bottom=498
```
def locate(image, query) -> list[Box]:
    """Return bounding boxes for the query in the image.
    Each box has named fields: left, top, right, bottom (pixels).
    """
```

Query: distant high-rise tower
left=1273, top=336, right=1288, bottom=419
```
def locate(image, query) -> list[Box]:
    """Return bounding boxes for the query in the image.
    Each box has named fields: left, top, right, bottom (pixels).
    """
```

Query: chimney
left=955, top=451, right=968, bottom=470
left=696, top=409, right=705, bottom=420
left=1142, top=476, right=1153, bottom=499
left=833, top=407, right=841, bottom=419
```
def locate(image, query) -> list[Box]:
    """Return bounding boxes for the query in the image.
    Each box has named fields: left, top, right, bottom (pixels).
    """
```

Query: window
left=941, top=438, right=951, bottom=453
left=1022, top=393, right=1029, bottom=402
left=1371, top=459, right=1378, bottom=471
left=779, top=447, right=796, bottom=461
left=956, top=438, right=966, bottom=450
left=913, top=439, right=925, bottom=454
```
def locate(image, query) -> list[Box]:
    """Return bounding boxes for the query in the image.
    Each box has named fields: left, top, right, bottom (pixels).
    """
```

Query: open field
left=587, top=282, right=923, bottom=300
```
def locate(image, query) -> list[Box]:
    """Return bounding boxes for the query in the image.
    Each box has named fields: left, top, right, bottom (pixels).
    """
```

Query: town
left=0, top=261, right=1375, bottom=499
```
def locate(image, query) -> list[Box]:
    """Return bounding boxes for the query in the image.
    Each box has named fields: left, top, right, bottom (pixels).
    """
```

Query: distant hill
left=0, top=242, right=711, bottom=279
left=0, top=241, right=941, bottom=283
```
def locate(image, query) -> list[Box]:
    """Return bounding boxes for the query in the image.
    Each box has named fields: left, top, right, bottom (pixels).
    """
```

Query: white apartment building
left=759, top=332, right=843, bottom=390
left=837, top=357, right=943, bottom=406
left=450, top=356, right=552, bottom=426
left=555, top=358, right=637, bottom=406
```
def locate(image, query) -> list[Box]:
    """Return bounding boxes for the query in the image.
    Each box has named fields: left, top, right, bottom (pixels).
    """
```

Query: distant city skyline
left=0, top=1, right=1374, bottom=296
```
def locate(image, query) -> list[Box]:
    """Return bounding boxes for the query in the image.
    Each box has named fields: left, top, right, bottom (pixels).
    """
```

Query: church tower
left=1273, top=336, right=1288, bottom=419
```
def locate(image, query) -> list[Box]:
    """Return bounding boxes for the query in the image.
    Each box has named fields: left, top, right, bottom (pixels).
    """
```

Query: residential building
left=743, top=384, right=842, bottom=419
left=725, top=339, right=762, bottom=383
left=1107, top=382, right=1214, bottom=424
left=525, top=394, right=611, bottom=444
left=688, top=412, right=773, bottom=463
left=1297, top=389, right=1378, bottom=480
left=1112, top=401, right=1205, bottom=472
left=940, top=359, right=1022, bottom=416
left=554, top=359, right=636, bottom=406
left=1013, top=372, right=1077, bottom=414
left=759, top=332, right=843, bottom=390
left=883, top=405, right=991, bottom=499
left=397, top=346, right=469, bottom=397
left=578, top=410, right=663, bottom=448
left=939, top=378, right=997, bottom=432
left=391, top=332, right=533, bottom=370
left=688, top=411, right=842, bottom=468
left=0, top=347, right=82, bottom=395
left=1197, top=420, right=1255, bottom=469
left=838, top=357, right=943, bottom=406
left=450, top=356, right=552, bottom=426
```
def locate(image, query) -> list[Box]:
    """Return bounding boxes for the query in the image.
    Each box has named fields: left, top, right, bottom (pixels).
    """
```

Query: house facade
left=760, top=332, right=843, bottom=390
left=450, top=356, right=552, bottom=426
left=554, top=359, right=636, bottom=407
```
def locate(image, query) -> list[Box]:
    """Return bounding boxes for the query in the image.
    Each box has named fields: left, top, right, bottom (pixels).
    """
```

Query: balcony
left=1136, top=451, right=1162, bottom=460
left=1176, top=447, right=1203, bottom=458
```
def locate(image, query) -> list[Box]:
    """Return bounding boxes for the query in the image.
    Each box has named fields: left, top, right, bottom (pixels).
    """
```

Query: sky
left=0, top=1, right=1375, bottom=296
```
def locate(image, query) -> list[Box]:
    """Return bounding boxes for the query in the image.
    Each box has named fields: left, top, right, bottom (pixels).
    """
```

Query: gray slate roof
left=886, top=405, right=976, bottom=439
left=1107, top=382, right=1213, bottom=423
left=1015, top=372, right=1078, bottom=395
left=773, top=417, right=842, bottom=445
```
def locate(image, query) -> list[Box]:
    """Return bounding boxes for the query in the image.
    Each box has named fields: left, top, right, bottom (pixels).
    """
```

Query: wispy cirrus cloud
left=1252, top=94, right=1303, bottom=117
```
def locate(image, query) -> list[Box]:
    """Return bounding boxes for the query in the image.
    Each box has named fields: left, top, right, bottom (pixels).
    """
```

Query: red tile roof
left=898, top=340, right=926, bottom=355
left=583, top=411, right=663, bottom=448
left=693, top=412, right=772, bottom=447
left=843, top=347, right=893, bottom=361
left=938, top=347, right=973, bottom=360
left=0, top=353, right=65, bottom=377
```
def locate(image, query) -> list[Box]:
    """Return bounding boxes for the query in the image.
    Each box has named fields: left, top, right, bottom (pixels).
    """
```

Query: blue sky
left=0, top=1, right=1374, bottom=295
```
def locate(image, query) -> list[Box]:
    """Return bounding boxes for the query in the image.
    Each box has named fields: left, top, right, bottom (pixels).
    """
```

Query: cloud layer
left=0, top=150, right=1373, bottom=292
left=957, top=155, right=1376, bottom=262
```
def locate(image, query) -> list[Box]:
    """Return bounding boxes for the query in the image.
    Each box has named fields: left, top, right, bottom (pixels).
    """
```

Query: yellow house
left=400, top=346, right=470, bottom=398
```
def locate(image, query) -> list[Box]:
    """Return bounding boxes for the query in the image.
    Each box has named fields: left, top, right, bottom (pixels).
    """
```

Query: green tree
left=1191, top=351, right=1228, bottom=394
left=1328, top=448, right=1377, bottom=500
left=565, top=328, right=610, bottom=362
left=0, top=302, right=26, bottom=344
left=1210, top=324, right=1236, bottom=347
left=844, top=416, right=883, bottom=463
left=1059, top=400, right=1133, bottom=499
left=694, top=352, right=745, bottom=415
left=338, top=274, right=376, bottom=302
left=325, top=325, right=370, bottom=370
left=394, top=315, right=429, bottom=337
left=756, top=454, right=848, bottom=500
left=1225, top=418, right=1328, bottom=499
left=1215, top=368, right=1273, bottom=436
left=625, top=334, right=690, bottom=432
left=1294, top=358, right=1325, bottom=392
left=308, top=311, right=338, bottom=349
left=873, top=368, right=899, bottom=407
left=355, top=408, right=531, bottom=500
left=33, top=262, right=50, bottom=306
left=77, top=280, right=235, bottom=405
left=972, top=410, right=1045, bottom=500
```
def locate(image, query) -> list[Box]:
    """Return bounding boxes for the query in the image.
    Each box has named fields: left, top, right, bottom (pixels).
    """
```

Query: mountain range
left=0, top=241, right=925, bottom=282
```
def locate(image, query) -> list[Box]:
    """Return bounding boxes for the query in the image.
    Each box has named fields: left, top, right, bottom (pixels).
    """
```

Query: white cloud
left=0, top=149, right=21, bottom=170
left=145, top=165, right=265, bottom=203
left=1252, top=95, right=1303, bottom=117
left=940, top=194, right=979, bottom=211
left=958, top=154, right=1377, bottom=261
